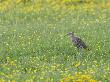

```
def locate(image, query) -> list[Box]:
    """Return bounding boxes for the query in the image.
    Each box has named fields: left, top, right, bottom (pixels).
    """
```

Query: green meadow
left=0, top=0, right=110, bottom=82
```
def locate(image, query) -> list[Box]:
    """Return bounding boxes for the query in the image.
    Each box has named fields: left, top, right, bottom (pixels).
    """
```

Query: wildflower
left=75, top=62, right=81, bottom=67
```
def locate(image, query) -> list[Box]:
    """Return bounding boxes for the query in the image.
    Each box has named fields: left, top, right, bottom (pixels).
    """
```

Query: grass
left=0, top=0, right=110, bottom=82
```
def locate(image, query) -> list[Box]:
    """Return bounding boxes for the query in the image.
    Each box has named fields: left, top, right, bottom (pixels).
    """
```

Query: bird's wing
left=76, top=37, right=87, bottom=48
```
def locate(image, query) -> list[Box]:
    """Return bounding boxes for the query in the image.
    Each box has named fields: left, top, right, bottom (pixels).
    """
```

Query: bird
left=67, top=32, right=90, bottom=61
left=67, top=32, right=90, bottom=51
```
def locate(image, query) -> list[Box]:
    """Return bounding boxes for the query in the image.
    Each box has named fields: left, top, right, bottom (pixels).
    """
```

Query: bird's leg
left=77, top=48, right=83, bottom=62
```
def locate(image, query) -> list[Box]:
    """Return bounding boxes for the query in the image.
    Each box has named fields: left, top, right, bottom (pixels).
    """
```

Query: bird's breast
left=72, top=39, right=77, bottom=44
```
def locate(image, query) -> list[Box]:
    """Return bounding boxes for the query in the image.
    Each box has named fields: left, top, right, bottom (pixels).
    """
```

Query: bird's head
left=67, top=32, right=74, bottom=37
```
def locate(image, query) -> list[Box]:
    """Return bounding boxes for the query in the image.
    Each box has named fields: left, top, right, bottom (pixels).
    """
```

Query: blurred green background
left=0, top=0, right=110, bottom=82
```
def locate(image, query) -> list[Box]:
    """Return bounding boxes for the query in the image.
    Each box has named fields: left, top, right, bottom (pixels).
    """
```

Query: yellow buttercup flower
left=75, top=61, right=81, bottom=67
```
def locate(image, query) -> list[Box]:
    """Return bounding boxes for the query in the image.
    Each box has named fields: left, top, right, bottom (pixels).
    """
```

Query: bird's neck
left=71, top=35, right=75, bottom=39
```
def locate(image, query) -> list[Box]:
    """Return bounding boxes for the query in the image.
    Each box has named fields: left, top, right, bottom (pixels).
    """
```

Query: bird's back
left=72, top=36, right=88, bottom=49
